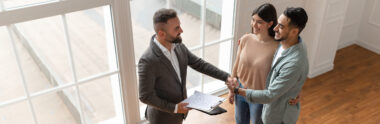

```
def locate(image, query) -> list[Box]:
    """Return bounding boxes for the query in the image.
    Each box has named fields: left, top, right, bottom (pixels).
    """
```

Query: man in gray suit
left=138, top=8, right=230, bottom=124
left=227, top=7, right=309, bottom=124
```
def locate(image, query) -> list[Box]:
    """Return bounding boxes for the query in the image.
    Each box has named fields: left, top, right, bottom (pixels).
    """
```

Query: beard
left=166, top=33, right=182, bottom=43
left=274, top=37, right=284, bottom=42
left=274, top=32, right=286, bottom=42
left=171, top=36, right=182, bottom=43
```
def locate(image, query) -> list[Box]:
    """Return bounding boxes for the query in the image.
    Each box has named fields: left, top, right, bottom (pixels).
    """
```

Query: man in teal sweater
left=227, top=7, right=309, bottom=124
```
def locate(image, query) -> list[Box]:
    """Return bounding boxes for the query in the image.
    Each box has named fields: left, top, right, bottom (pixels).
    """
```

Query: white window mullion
left=189, top=37, right=233, bottom=51
left=6, top=26, right=39, bottom=124
left=220, top=0, right=236, bottom=75
left=110, top=0, right=141, bottom=123
left=200, top=0, right=206, bottom=93
left=166, top=0, right=171, bottom=9
left=0, top=96, right=27, bottom=107
left=0, top=0, right=111, bottom=26
left=0, top=70, right=119, bottom=108
left=1, top=1, right=39, bottom=123
left=61, top=14, right=86, bottom=124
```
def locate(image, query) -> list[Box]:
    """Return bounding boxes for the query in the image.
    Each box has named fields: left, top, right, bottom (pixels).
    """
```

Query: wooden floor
left=184, top=45, right=380, bottom=124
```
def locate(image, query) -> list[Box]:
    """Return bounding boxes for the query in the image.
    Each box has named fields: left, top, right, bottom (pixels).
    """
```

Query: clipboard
left=182, top=91, right=227, bottom=115
left=194, top=105, right=227, bottom=115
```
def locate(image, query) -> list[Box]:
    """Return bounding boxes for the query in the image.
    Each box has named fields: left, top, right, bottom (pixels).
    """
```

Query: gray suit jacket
left=138, top=35, right=229, bottom=124
left=245, top=37, right=309, bottom=124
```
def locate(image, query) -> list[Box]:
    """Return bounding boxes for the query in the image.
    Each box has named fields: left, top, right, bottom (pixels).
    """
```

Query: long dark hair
left=251, top=3, right=277, bottom=37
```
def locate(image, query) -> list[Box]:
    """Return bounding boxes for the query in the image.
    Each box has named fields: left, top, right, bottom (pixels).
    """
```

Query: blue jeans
left=235, top=83, right=263, bottom=124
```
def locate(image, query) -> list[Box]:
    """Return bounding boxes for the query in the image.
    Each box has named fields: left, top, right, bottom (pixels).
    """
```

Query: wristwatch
left=234, top=87, right=239, bottom=94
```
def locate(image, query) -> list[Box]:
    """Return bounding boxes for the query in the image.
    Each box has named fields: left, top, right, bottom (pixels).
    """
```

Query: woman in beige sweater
left=230, top=3, right=279, bottom=124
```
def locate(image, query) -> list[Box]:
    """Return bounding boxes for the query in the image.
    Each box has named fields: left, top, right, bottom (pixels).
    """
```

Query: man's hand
left=177, top=102, right=191, bottom=114
left=225, top=77, right=237, bottom=91
left=226, top=77, right=238, bottom=104
left=228, top=90, right=235, bottom=104
left=288, top=93, right=301, bottom=105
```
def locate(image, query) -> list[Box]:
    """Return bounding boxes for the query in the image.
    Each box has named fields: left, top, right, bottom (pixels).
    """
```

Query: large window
left=0, top=0, right=237, bottom=123
left=130, top=0, right=236, bottom=120
left=0, top=0, right=139, bottom=124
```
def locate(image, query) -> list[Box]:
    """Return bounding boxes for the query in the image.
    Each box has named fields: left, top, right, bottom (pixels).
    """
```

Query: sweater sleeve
left=232, top=35, right=247, bottom=78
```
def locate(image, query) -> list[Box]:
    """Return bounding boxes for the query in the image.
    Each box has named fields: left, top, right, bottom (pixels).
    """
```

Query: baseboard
left=338, top=40, right=355, bottom=49
left=356, top=40, right=380, bottom=54
left=308, top=62, right=334, bottom=78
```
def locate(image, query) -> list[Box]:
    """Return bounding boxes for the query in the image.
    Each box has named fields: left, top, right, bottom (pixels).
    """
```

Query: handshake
left=224, top=77, right=301, bottom=105
left=225, top=77, right=238, bottom=91
left=225, top=77, right=239, bottom=104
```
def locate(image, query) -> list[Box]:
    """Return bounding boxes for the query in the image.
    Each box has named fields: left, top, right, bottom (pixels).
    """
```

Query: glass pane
left=205, top=0, right=234, bottom=43
left=130, top=0, right=163, bottom=63
left=0, top=26, right=26, bottom=103
left=15, top=16, right=73, bottom=84
left=203, top=42, right=232, bottom=93
left=7, top=26, right=56, bottom=95
left=203, top=44, right=221, bottom=92
left=32, top=88, right=77, bottom=124
left=78, top=74, right=123, bottom=123
left=15, top=16, right=73, bottom=95
left=0, top=101, right=34, bottom=124
left=186, top=49, right=201, bottom=93
left=1, top=0, right=58, bottom=10
left=204, top=0, right=221, bottom=43
left=65, top=6, right=118, bottom=80
left=175, top=0, right=201, bottom=48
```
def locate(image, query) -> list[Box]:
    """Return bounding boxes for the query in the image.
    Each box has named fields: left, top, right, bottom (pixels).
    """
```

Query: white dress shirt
left=272, top=46, right=285, bottom=67
left=153, top=37, right=182, bottom=113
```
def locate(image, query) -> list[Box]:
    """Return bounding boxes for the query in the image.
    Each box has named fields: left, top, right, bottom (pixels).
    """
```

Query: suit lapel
left=174, top=46, right=186, bottom=86
left=150, top=35, right=182, bottom=84
left=174, top=45, right=188, bottom=99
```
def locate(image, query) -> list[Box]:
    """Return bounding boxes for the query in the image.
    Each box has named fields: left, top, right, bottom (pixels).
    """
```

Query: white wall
left=304, top=0, right=350, bottom=78
left=357, top=0, right=380, bottom=54
left=338, top=0, right=366, bottom=49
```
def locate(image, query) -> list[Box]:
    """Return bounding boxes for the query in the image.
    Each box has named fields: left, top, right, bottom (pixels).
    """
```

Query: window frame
left=0, top=0, right=140, bottom=124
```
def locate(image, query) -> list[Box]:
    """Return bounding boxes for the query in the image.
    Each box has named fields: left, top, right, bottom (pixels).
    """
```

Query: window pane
left=15, top=16, right=73, bottom=84
left=78, top=74, right=123, bottom=123
left=14, top=16, right=73, bottom=95
left=0, top=26, right=26, bottom=103
left=0, top=101, right=34, bottom=124
left=32, top=88, right=77, bottom=124
left=205, top=0, right=234, bottom=43
left=8, top=25, right=55, bottom=94
left=65, top=6, right=118, bottom=80
left=174, top=0, right=201, bottom=48
left=130, top=0, right=162, bottom=63
left=186, top=49, right=201, bottom=92
left=203, top=42, right=232, bottom=93
left=1, top=0, right=58, bottom=10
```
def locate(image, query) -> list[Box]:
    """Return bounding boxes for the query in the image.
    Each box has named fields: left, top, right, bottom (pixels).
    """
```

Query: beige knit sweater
left=232, top=34, right=279, bottom=90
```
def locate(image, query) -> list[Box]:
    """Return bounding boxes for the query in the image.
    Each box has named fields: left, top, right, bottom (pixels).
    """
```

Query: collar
left=281, top=36, right=304, bottom=56
left=153, top=36, right=177, bottom=53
